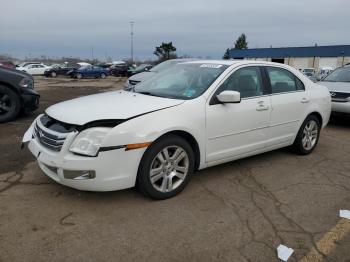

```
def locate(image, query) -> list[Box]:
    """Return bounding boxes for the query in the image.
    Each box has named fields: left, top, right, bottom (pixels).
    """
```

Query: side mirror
left=217, top=90, right=241, bottom=103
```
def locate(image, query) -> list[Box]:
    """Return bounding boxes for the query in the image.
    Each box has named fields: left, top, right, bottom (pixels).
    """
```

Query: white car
left=22, top=60, right=331, bottom=199
left=17, top=63, right=52, bottom=75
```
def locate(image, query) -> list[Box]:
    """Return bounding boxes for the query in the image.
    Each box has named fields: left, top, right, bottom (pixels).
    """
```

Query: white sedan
left=22, top=60, right=331, bottom=199
left=17, top=63, right=52, bottom=75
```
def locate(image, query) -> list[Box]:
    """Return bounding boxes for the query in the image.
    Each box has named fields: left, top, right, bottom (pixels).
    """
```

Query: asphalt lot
left=0, top=76, right=349, bottom=262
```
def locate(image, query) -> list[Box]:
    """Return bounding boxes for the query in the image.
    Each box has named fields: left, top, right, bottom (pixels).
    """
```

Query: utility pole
left=130, top=21, right=134, bottom=64
left=91, top=46, right=94, bottom=61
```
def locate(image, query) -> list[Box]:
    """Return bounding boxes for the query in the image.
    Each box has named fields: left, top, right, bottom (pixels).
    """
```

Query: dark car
left=0, top=67, right=39, bottom=123
left=129, top=64, right=153, bottom=76
left=72, top=65, right=109, bottom=79
left=109, top=63, right=131, bottom=77
left=44, top=64, right=77, bottom=77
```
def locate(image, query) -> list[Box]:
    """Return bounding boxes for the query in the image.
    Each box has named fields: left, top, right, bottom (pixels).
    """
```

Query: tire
left=137, top=135, right=195, bottom=200
left=0, top=86, right=21, bottom=123
left=76, top=73, right=82, bottom=79
left=100, top=73, right=106, bottom=79
left=51, top=71, right=57, bottom=77
left=293, top=115, right=321, bottom=155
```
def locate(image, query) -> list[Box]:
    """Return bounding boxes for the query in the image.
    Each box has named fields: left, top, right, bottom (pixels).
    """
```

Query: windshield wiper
left=136, top=91, right=159, bottom=97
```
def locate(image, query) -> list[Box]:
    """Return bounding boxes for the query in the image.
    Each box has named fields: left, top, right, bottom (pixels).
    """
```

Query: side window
left=266, top=67, right=304, bottom=94
left=219, top=66, right=264, bottom=99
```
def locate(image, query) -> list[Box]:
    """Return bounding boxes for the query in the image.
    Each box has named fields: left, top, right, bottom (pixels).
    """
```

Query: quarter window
left=218, top=66, right=264, bottom=98
left=266, top=67, right=304, bottom=94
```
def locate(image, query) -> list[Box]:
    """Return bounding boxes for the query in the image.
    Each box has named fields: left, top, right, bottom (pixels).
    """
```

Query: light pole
left=130, top=21, right=134, bottom=64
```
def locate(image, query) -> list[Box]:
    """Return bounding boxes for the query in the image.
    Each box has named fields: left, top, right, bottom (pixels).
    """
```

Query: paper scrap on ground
left=277, top=244, right=294, bottom=261
left=339, top=210, right=350, bottom=219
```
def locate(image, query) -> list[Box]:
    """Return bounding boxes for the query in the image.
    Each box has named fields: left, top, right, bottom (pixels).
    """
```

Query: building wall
left=247, top=56, right=350, bottom=71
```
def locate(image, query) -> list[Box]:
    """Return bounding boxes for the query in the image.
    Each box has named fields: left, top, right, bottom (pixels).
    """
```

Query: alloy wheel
left=302, top=120, right=318, bottom=150
left=149, top=146, right=189, bottom=193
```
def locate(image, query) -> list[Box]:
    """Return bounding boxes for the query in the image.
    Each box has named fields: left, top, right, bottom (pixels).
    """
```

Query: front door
left=206, top=66, right=271, bottom=163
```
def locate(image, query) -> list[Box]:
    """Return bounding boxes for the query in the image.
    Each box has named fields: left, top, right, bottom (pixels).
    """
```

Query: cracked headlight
left=70, top=127, right=111, bottom=156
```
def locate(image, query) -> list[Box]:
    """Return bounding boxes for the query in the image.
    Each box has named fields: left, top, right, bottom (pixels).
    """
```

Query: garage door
left=318, top=57, right=338, bottom=69
left=292, top=58, right=309, bottom=70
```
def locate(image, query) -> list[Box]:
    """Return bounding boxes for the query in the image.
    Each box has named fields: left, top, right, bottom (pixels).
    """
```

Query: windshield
left=323, top=67, right=350, bottom=82
left=150, top=60, right=179, bottom=72
left=134, top=64, right=149, bottom=71
left=134, top=63, right=228, bottom=100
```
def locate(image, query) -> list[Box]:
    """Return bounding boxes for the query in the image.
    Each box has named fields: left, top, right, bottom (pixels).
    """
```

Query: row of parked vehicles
left=3, top=61, right=154, bottom=79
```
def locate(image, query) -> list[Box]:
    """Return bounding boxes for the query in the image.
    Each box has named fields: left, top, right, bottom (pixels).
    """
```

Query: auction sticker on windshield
left=200, top=64, right=223, bottom=69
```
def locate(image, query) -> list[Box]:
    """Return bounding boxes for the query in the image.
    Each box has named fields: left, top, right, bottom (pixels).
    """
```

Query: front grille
left=330, top=91, right=350, bottom=102
left=129, top=80, right=140, bottom=85
left=34, top=115, right=73, bottom=152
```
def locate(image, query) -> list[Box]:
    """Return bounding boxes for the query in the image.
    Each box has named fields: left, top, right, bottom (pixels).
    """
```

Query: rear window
left=266, top=67, right=304, bottom=94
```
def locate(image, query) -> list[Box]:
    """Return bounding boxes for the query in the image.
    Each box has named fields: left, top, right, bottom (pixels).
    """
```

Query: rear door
left=264, top=66, right=308, bottom=146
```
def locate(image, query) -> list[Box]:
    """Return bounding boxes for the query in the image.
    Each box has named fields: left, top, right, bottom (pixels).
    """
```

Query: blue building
left=229, top=45, right=350, bottom=71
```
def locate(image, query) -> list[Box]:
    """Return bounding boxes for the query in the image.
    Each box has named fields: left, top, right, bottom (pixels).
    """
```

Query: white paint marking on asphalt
left=339, top=210, right=350, bottom=219
left=277, top=244, right=294, bottom=261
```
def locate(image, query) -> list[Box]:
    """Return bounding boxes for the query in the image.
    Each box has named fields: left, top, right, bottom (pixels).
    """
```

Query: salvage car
left=320, top=65, right=350, bottom=114
left=72, top=65, right=108, bottom=79
left=44, top=64, right=77, bottom=77
left=22, top=60, right=331, bottom=199
left=17, top=63, right=52, bottom=75
left=0, top=67, right=39, bottom=122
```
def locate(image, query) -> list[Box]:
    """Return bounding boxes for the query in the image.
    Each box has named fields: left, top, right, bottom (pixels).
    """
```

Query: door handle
left=256, top=102, right=269, bottom=111
left=301, top=97, right=310, bottom=103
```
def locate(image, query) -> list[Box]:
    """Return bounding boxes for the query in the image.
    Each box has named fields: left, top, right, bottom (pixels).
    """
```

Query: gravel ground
left=0, top=76, right=349, bottom=262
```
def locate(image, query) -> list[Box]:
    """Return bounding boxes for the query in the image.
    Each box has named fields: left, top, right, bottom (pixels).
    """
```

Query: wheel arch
left=308, top=111, right=323, bottom=127
left=153, top=130, right=201, bottom=171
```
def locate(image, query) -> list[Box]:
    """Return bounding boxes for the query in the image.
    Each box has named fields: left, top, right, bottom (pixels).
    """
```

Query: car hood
left=321, top=81, right=350, bottom=93
left=46, top=90, right=184, bottom=125
left=129, top=71, right=156, bottom=82
left=0, top=67, right=33, bottom=79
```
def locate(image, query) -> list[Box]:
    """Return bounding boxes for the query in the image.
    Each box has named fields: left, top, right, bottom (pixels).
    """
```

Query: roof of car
left=183, top=59, right=284, bottom=67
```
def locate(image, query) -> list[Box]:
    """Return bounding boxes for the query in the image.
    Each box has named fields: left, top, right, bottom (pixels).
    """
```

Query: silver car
left=320, top=65, right=350, bottom=114
left=123, top=59, right=196, bottom=91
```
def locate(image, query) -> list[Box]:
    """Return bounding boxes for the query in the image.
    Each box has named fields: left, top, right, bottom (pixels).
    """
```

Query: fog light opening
left=64, top=170, right=96, bottom=180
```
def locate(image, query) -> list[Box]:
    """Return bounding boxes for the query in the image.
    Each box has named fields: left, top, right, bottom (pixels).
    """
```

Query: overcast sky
left=1, top=0, right=349, bottom=61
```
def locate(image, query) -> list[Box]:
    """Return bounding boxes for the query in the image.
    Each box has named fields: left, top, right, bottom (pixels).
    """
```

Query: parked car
left=0, top=67, right=39, bottom=123
left=320, top=66, right=350, bottom=114
left=129, top=64, right=153, bottom=76
left=124, top=59, right=195, bottom=91
left=44, top=64, right=77, bottom=77
left=16, top=62, right=41, bottom=68
left=22, top=60, right=331, bottom=199
left=17, top=64, right=52, bottom=75
left=72, top=65, right=108, bottom=79
left=109, top=63, right=132, bottom=77
left=0, top=60, right=16, bottom=69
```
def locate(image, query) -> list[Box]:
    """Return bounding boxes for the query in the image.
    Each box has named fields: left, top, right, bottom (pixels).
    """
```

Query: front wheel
left=137, top=135, right=194, bottom=200
left=293, top=115, right=321, bottom=155
left=0, top=86, right=21, bottom=123
left=51, top=71, right=57, bottom=77
left=75, top=73, right=82, bottom=79
left=100, top=73, right=106, bottom=79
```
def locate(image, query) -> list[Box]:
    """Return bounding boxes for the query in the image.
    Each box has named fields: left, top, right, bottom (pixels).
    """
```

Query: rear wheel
left=100, top=73, right=106, bottom=79
left=51, top=71, right=57, bottom=77
left=0, top=86, right=21, bottom=123
left=76, top=73, right=82, bottom=79
left=137, top=135, right=194, bottom=200
left=293, top=115, right=321, bottom=155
